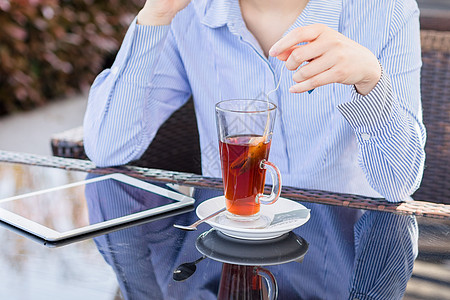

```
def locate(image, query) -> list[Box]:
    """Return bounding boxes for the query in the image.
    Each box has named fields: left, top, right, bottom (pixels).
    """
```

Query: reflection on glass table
left=217, top=264, right=277, bottom=300
left=0, top=173, right=194, bottom=243
left=85, top=174, right=419, bottom=300
left=0, top=159, right=448, bottom=299
left=195, top=229, right=308, bottom=300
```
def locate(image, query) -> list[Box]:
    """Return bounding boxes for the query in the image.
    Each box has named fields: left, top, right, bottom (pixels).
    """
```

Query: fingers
left=269, top=24, right=327, bottom=57
left=291, top=53, right=334, bottom=83
left=271, top=24, right=381, bottom=94
left=272, top=25, right=332, bottom=72
left=289, top=71, right=331, bottom=93
left=289, top=64, right=346, bottom=93
left=275, top=45, right=300, bottom=62
left=138, top=0, right=192, bottom=25
left=283, top=39, right=331, bottom=71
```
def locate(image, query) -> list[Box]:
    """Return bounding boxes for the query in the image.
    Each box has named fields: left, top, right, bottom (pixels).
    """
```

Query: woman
left=83, top=0, right=424, bottom=298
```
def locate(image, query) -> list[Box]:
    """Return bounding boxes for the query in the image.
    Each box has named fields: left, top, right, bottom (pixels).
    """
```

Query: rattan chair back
left=412, top=30, right=450, bottom=204
left=131, top=97, right=202, bottom=174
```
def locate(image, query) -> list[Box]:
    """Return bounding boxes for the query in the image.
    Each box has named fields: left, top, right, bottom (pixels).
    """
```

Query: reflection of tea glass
left=215, top=99, right=282, bottom=228
left=217, top=263, right=278, bottom=300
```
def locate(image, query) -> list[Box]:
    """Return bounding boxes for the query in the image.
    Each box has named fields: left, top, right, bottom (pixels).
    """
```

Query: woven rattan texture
left=130, top=97, right=201, bottom=174
left=1, top=150, right=449, bottom=220
left=420, top=13, right=450, bottom=32
left=412, top=30, right=450, bottom=204
left=51, top=126, right=87, bottom=159
left=51, top=98, right=202, bottom=174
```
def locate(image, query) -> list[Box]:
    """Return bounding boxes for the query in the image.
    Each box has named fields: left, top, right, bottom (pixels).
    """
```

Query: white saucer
left=196, top=196, right=310, bottom=240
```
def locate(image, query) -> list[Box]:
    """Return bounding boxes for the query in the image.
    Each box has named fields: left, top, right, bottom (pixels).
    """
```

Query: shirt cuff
left=348, top=290, right=377, bottom=300
left=337, top=69, right=404, bottom=143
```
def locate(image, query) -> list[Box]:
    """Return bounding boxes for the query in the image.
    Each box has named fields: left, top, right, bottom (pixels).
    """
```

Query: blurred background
left=0, top=0, right=142, bottom=154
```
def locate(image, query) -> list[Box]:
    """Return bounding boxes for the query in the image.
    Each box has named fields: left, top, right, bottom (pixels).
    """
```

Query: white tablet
left=0, top=173, right=195, bottom=242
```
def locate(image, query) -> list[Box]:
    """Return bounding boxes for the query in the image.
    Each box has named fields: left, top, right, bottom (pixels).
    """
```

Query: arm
left=349, top=211, right=418, bottom=300
left=86, top=174, right=198, bottom=299
left=336, top=2, right=425, bottom=202
left=83, top=1, right=191, bottom=167
left=270, top=1, right=425, bottom=202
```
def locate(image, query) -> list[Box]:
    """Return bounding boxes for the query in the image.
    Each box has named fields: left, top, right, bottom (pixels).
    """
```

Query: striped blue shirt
left=83, top=0, right=423, bottom=298
left=84, top=0, right=425, bottom=204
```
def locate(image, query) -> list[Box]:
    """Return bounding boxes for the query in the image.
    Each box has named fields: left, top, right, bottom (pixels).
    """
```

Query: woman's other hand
left=137, top=0, right=191, bottom=26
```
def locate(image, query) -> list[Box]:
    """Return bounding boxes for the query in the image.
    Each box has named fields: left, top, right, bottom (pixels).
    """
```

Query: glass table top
left=0, top=161, right=448, bottom=300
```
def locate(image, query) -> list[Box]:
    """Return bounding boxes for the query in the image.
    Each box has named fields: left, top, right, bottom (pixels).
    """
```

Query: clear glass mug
left=215, top=99, right=282, bottom=227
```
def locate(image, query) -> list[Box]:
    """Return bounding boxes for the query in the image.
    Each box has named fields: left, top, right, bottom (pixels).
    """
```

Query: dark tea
left=219, top=135, right=271, bottom=216
left=217, top=264, right=267, bottom=300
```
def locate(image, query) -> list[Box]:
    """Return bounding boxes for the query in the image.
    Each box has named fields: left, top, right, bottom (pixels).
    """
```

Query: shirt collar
left=297, top=0, right=342, bottom=32
left=195, top=0, right=342, bottom=32
left=195, top=0, right=235, bottom=29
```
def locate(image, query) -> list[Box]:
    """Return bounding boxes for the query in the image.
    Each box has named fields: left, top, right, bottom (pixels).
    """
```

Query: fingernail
left=269, top=47, right=278, bottom=57
left=289, top=86, right=296, bottom=93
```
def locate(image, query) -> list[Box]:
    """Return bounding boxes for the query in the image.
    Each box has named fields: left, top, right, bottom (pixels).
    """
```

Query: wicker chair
left=51, top=97, right=201, bottom=174
left=51, top=30, right=450, bottom=204
left=411, top=30, right=450, bottom=204
left=130, top=98, right=201, bottom=174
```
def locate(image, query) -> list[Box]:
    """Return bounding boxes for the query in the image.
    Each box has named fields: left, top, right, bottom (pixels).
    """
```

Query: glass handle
left=258, top=160, right=282, bottom=205
left=255, top=267, right=278, bottom=300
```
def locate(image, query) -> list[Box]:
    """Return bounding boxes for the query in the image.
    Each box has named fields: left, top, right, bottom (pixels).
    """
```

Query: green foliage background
left=0, top=0, right=142, bottom=115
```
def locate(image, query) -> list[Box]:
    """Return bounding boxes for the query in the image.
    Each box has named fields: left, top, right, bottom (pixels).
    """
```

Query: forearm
left=338, top=69, right=426, bottom=202
left=340, top=0, right=426, bottom=202
left=349, top=211, right=418, bottom=299
left=87, top=177, right=165, bottom=299
left=83, top=19, right=171, bottom=167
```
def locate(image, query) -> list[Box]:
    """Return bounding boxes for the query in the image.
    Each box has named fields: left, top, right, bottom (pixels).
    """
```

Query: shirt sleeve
left=83, top=18, right=191, bottom=167
left=348, top=211, right=418, bottom=300
left=336, top=1, right=426, bottom=202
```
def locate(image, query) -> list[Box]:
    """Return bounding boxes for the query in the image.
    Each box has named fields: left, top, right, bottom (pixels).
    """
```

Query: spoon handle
left=193, top=255, right=207, bottom=264
left=192, top=207, right=226, bottom=226
left=174, top=207, right=226, bottom=230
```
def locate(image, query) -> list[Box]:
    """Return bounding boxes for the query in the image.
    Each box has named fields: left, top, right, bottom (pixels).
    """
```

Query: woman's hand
left=269, top=24, right=381, bottom=96
left=137, top=0, right=191, bottom=26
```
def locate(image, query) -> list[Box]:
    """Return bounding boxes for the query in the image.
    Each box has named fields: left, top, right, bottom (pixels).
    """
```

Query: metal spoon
left=173, top=207, right=226, bottom=231
left=173, top=256, right=207, bottom=281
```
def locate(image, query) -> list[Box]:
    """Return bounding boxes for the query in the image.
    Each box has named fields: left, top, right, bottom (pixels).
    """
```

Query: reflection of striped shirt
left=87, top=178, right=418, bottom=300
left=83, top=0, right=423, bottom=297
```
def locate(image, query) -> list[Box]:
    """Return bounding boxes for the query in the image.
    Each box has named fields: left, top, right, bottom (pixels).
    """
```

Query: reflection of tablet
left=0, top=173, right=195, bottom=242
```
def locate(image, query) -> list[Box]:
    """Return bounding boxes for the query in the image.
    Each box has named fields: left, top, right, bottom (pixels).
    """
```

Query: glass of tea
left=215, top=99, right=282, bottom=228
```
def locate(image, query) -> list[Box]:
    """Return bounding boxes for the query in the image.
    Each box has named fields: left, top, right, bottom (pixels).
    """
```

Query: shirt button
left=111, top=66, right=119, bottom=75
left=361, top=133, right=371, bottom=141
